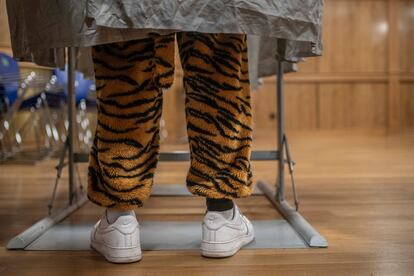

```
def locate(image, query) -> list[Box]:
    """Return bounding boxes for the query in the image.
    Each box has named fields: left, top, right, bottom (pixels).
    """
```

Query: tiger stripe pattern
left=88, top=32, right=253, bottom=210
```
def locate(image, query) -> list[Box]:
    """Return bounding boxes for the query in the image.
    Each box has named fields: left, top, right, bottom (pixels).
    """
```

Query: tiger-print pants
left=87, top=32, right=253, bottom=210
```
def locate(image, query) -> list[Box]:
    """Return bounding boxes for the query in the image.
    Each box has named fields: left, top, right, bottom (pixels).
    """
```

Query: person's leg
left=177, top=32, right=253, bottom=204
left=177, top=32, right=254, bottom=257
left=88, top=33, right=176, bottom=263
left=88, top=34, right=175, bottom=211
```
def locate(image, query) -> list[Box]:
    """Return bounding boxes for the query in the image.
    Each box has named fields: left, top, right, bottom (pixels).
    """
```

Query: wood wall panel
left=285, top=84, right=319, bottom=130
left=160, top=48, right=188, bottom=143
left=399, top=1, right=414, bottom=73
left=319, top=0, right=388, bottom=73
left=0, top=0, right=12, bottom=54
left=161, top=75, right=187, bottom=143
left=401, top=83, right=414, bottom=128
left=319, top=83, right=387, bottom=129
left=251, top=77, right=277, bottom=131
left=0, top=0, right=10, bottom=46
left=296, top=57, right=319, bottom=73
left=252, top=0, right=413, bottom=131
left=251, top=81, right=319, bottom=131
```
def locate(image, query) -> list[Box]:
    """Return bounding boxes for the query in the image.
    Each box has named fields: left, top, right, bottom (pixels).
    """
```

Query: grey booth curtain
left=6, top=0, right=323, bottom=88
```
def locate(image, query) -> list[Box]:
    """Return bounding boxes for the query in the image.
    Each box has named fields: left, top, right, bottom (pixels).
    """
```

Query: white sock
left=106, top=208, right=136, bottom=224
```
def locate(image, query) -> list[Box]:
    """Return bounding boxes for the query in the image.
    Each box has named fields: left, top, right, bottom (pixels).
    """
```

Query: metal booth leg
left=256, top=40, right=327, bottom=247
left=67, top=47, right=78, bottom=205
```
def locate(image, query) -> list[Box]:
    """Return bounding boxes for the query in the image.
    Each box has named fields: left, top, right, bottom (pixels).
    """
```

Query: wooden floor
left=1, top=129, right=413, bottom=275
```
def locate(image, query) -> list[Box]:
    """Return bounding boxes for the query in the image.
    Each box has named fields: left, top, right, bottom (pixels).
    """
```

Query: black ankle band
left=206, top=198, right=234, bottom=211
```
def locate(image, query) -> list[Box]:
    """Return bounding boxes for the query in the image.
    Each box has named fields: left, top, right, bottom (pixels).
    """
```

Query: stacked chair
left=0, top=52, right=95, bottom=163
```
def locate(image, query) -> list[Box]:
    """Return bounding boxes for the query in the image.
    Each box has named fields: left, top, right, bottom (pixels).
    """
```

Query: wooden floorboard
left=0, top=129, right=413, bottom=275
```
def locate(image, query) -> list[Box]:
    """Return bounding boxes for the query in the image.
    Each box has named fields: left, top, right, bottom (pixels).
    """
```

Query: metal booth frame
left=7, top=44, right=328, bottom=250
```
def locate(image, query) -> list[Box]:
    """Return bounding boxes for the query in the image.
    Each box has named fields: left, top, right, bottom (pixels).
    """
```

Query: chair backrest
left=0, top=52, right=20, bottom=105
left=53, top=66, right=94, bottom=104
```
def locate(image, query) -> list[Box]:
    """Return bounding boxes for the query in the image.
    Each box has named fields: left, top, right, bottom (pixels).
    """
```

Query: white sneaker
left=201, top=204, right=255, bottom=258
left=90, top=210, right=142, bottom=263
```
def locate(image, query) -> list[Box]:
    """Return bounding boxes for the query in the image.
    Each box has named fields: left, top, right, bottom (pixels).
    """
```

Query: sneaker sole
left=201, top=232, right=255, bottom=258
left=90, top=240, right=142, bottom=264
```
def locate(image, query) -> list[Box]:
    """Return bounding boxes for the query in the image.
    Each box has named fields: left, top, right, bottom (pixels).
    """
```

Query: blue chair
left=0, top=52, right=20, bottom=108
left=53, top=66, right=95, bottom=106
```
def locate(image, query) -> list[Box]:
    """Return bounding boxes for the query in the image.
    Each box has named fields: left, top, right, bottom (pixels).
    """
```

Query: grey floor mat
left=26, top=220, right=308, bottom=250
